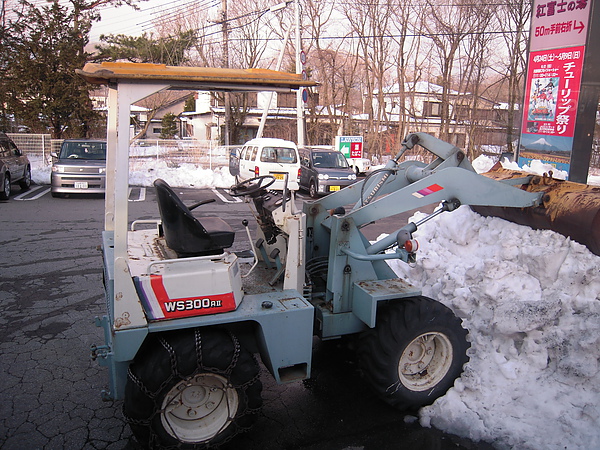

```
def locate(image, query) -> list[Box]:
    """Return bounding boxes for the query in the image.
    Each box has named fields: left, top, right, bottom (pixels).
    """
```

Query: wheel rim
left=160, top=373, right=239, bottom=443
left=398, top=332, right=453, bottom=392
left=3, top=176, right=10, bottom=197
left=310, top=182, right=316, bottom=197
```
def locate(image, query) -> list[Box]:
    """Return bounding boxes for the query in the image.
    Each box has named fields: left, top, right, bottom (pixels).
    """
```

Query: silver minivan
left=51, top=139, right=107, bottom=197
left=231, top=138, right=300, bottom=191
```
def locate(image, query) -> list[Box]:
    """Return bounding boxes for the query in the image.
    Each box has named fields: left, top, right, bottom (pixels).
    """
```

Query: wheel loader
left=81, top=62, right=599, bottom=449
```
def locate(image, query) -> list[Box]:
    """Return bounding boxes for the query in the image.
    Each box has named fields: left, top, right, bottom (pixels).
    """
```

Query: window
left=423, top=101, right=442, bottom=117
left=277, top=92, right=296, bottom=108
left=260, top=147, right=297, bottom=164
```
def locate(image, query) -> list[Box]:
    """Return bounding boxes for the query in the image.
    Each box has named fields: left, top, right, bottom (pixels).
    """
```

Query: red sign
left=350, top=142, right=363, bottom=158
left=522, top=46, right=584, bottom=138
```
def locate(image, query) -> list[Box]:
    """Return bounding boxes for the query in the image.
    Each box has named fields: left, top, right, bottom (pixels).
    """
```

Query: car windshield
left=312, top=151, right=349, bottom=169
left=260, top=146, right=297, bottom=164
left=59, top=141, right=106, bottom=160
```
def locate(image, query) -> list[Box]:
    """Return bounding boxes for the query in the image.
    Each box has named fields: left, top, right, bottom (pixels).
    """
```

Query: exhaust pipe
left=471, top=166, right=600, bottom=256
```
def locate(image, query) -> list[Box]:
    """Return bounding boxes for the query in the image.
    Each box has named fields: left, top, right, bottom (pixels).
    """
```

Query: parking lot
left=0, top=186, right=489, bottom=450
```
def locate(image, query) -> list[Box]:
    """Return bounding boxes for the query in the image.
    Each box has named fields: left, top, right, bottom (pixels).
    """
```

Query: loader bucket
left=471, top=165, right=600, bottom=256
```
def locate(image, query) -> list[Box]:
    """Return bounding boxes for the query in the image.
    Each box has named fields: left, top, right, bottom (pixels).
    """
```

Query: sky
left=28, top=155, right=600, bottom=449
left=90, top=0, right=217, bottom=43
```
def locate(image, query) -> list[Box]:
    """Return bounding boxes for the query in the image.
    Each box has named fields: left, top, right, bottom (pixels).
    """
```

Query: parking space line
left=14, top=186, right=50, bottom=201
left=212, top=188, right=242, bottom=203
left=128, top=187, right=146, bottom=202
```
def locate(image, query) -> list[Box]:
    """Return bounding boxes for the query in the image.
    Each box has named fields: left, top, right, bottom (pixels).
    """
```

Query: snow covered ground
left=30, top=155, right=600, bottom=449
left=388, top=206, right=600, bottom=450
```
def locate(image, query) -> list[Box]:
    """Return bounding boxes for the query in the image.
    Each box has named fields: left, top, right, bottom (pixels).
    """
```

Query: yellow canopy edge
left=76, top=62, right=316, bottom=89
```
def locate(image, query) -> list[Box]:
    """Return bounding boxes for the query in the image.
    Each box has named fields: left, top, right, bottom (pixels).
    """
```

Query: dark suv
left=298, top=147, right=357, bottom=198
left=0, top=132, right=31, bottom=199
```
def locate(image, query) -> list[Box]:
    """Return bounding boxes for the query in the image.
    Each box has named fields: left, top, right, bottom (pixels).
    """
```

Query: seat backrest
left=154, top=179, right=234, bottom=257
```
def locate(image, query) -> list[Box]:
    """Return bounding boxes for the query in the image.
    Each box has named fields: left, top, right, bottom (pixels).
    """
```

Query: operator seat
left=154, top=179, right=235, bottom=257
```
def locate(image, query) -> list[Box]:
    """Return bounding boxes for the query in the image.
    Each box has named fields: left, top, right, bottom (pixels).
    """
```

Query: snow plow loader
left=81, top=62, right=579, bottom=449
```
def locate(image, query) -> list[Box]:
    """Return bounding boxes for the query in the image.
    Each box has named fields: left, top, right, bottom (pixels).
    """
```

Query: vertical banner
left=520, top=46, right=585, bottom=171
left=519, top=0, right=593, bottom=173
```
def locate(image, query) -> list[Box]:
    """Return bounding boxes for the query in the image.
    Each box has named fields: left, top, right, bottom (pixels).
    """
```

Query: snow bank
left=386, top=206, right=600, bottom=450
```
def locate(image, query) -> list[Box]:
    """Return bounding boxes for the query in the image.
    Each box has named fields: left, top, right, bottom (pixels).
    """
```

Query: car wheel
left=358, top=296, right=470, bottom=411
left=1, top=173, right=10, bottom=200
left=124, top=327, right=262, bottom=449
left=19, top=166, right=31, bottom=191
left=355, top=166, right=360, bottom=176
left=309, top=181, right=318, bottom=198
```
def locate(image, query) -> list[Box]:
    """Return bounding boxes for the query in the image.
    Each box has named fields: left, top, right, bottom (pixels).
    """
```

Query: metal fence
left=9, top=133, right=600, bottom=172
left=7, top=134, right=234, bottom=171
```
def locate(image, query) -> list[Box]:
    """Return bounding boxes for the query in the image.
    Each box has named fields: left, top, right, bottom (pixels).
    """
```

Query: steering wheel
left=230, top=175, right=276, bottom=197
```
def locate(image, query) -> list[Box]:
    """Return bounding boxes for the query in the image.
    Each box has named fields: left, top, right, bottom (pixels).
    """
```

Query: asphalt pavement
left=0, top=185, right=494, bottom=450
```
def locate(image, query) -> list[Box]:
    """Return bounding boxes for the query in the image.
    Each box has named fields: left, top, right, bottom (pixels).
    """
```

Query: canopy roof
left=77, top=62, right=316, bottom=92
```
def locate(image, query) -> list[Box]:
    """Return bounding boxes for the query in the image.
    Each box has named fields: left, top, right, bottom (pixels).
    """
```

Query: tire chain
left=124, top=328, right=262, bottom=449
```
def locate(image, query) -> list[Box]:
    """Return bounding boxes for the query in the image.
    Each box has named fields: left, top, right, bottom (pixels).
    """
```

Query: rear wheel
left=19, top=166, right=31, bottom=191
left=309, top=181, right=318, bottom=198
left=358, top=296, right=469, bottom=411
left=1, top=173, right=10, bottom=199
left=124, top=327, right=262, bottom=449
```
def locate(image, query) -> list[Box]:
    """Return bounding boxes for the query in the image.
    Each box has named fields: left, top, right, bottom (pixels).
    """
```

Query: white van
left=235, top=138, right=300, bottom=191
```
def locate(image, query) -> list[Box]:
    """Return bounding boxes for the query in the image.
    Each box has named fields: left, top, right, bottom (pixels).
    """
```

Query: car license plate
left=329, top=186, right=340, bottom=192
left=273, top=173, right=285, bottom=180
left=74, top=181, right=88, bottom=189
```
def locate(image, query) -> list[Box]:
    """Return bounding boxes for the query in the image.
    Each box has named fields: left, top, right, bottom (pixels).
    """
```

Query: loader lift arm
left=303, top=133, right=544, bottom=338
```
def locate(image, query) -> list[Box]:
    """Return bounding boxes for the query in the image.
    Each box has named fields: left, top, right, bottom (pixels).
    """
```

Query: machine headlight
left=349, top=174, right=357, bottom=180
left=318, top=173, right=329, bottom=180
left=99, top=167, right=106, bottom=174
left=52, top=165, right=65, bottom=173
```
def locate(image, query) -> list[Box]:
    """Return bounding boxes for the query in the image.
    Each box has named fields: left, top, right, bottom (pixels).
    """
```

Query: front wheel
left=358, top=296, right=469, bottom=411
left=124, top=327, right=262, bottom=449
left=1, top=173, right=11, bottom=199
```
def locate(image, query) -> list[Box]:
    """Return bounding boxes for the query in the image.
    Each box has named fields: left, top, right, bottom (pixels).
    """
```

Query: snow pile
left=28, top=155, right=236, bottom=189
left=128, top=160, right=235, bottom=188
left=385, top=206, right=600, bottom=450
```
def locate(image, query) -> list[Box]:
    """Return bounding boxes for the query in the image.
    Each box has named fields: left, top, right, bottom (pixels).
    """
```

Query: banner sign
left=519, top=0, right=592, bottom=173
left=530, top=0, right=591, bottom=51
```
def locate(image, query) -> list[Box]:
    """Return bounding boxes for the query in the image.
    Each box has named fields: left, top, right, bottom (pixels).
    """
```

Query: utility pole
left=295, top=0, right=305, bottom=147
left=221, top=0, right=230, bottom=146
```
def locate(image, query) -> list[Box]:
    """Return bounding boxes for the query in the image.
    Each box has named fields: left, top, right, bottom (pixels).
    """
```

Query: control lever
left=241, top=219, right=259, bottom=278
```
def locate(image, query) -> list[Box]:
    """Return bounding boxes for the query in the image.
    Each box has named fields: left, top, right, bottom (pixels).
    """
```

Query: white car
left=230, top=138, right=300, bottom=191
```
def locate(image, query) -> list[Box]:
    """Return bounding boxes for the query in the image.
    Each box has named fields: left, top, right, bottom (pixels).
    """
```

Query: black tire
left=309, top=180, right=318, bottom=198
left=124, top=327, right=262, bottom=449
left=1, top=173, right=10, bottom=200
left=358, top=296, right=469, bottom=411
left=19, top=166, right=31, bottom=191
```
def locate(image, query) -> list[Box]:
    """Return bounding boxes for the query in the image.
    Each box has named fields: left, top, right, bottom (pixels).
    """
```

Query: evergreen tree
left=93, top=31, right=198, bottom=66
left=160, top=113, right=178, bottom=139
left=4, top=0, right=99, bottom=138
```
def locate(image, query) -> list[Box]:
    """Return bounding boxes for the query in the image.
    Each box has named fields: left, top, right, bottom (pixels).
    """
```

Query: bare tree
left=342, top=0, right=396, bottom=155
left=389, top=0, right=426, bottom=146
left=303, top=0, right=362, bottom=144
left=495, top=0, right=532, bottom=153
